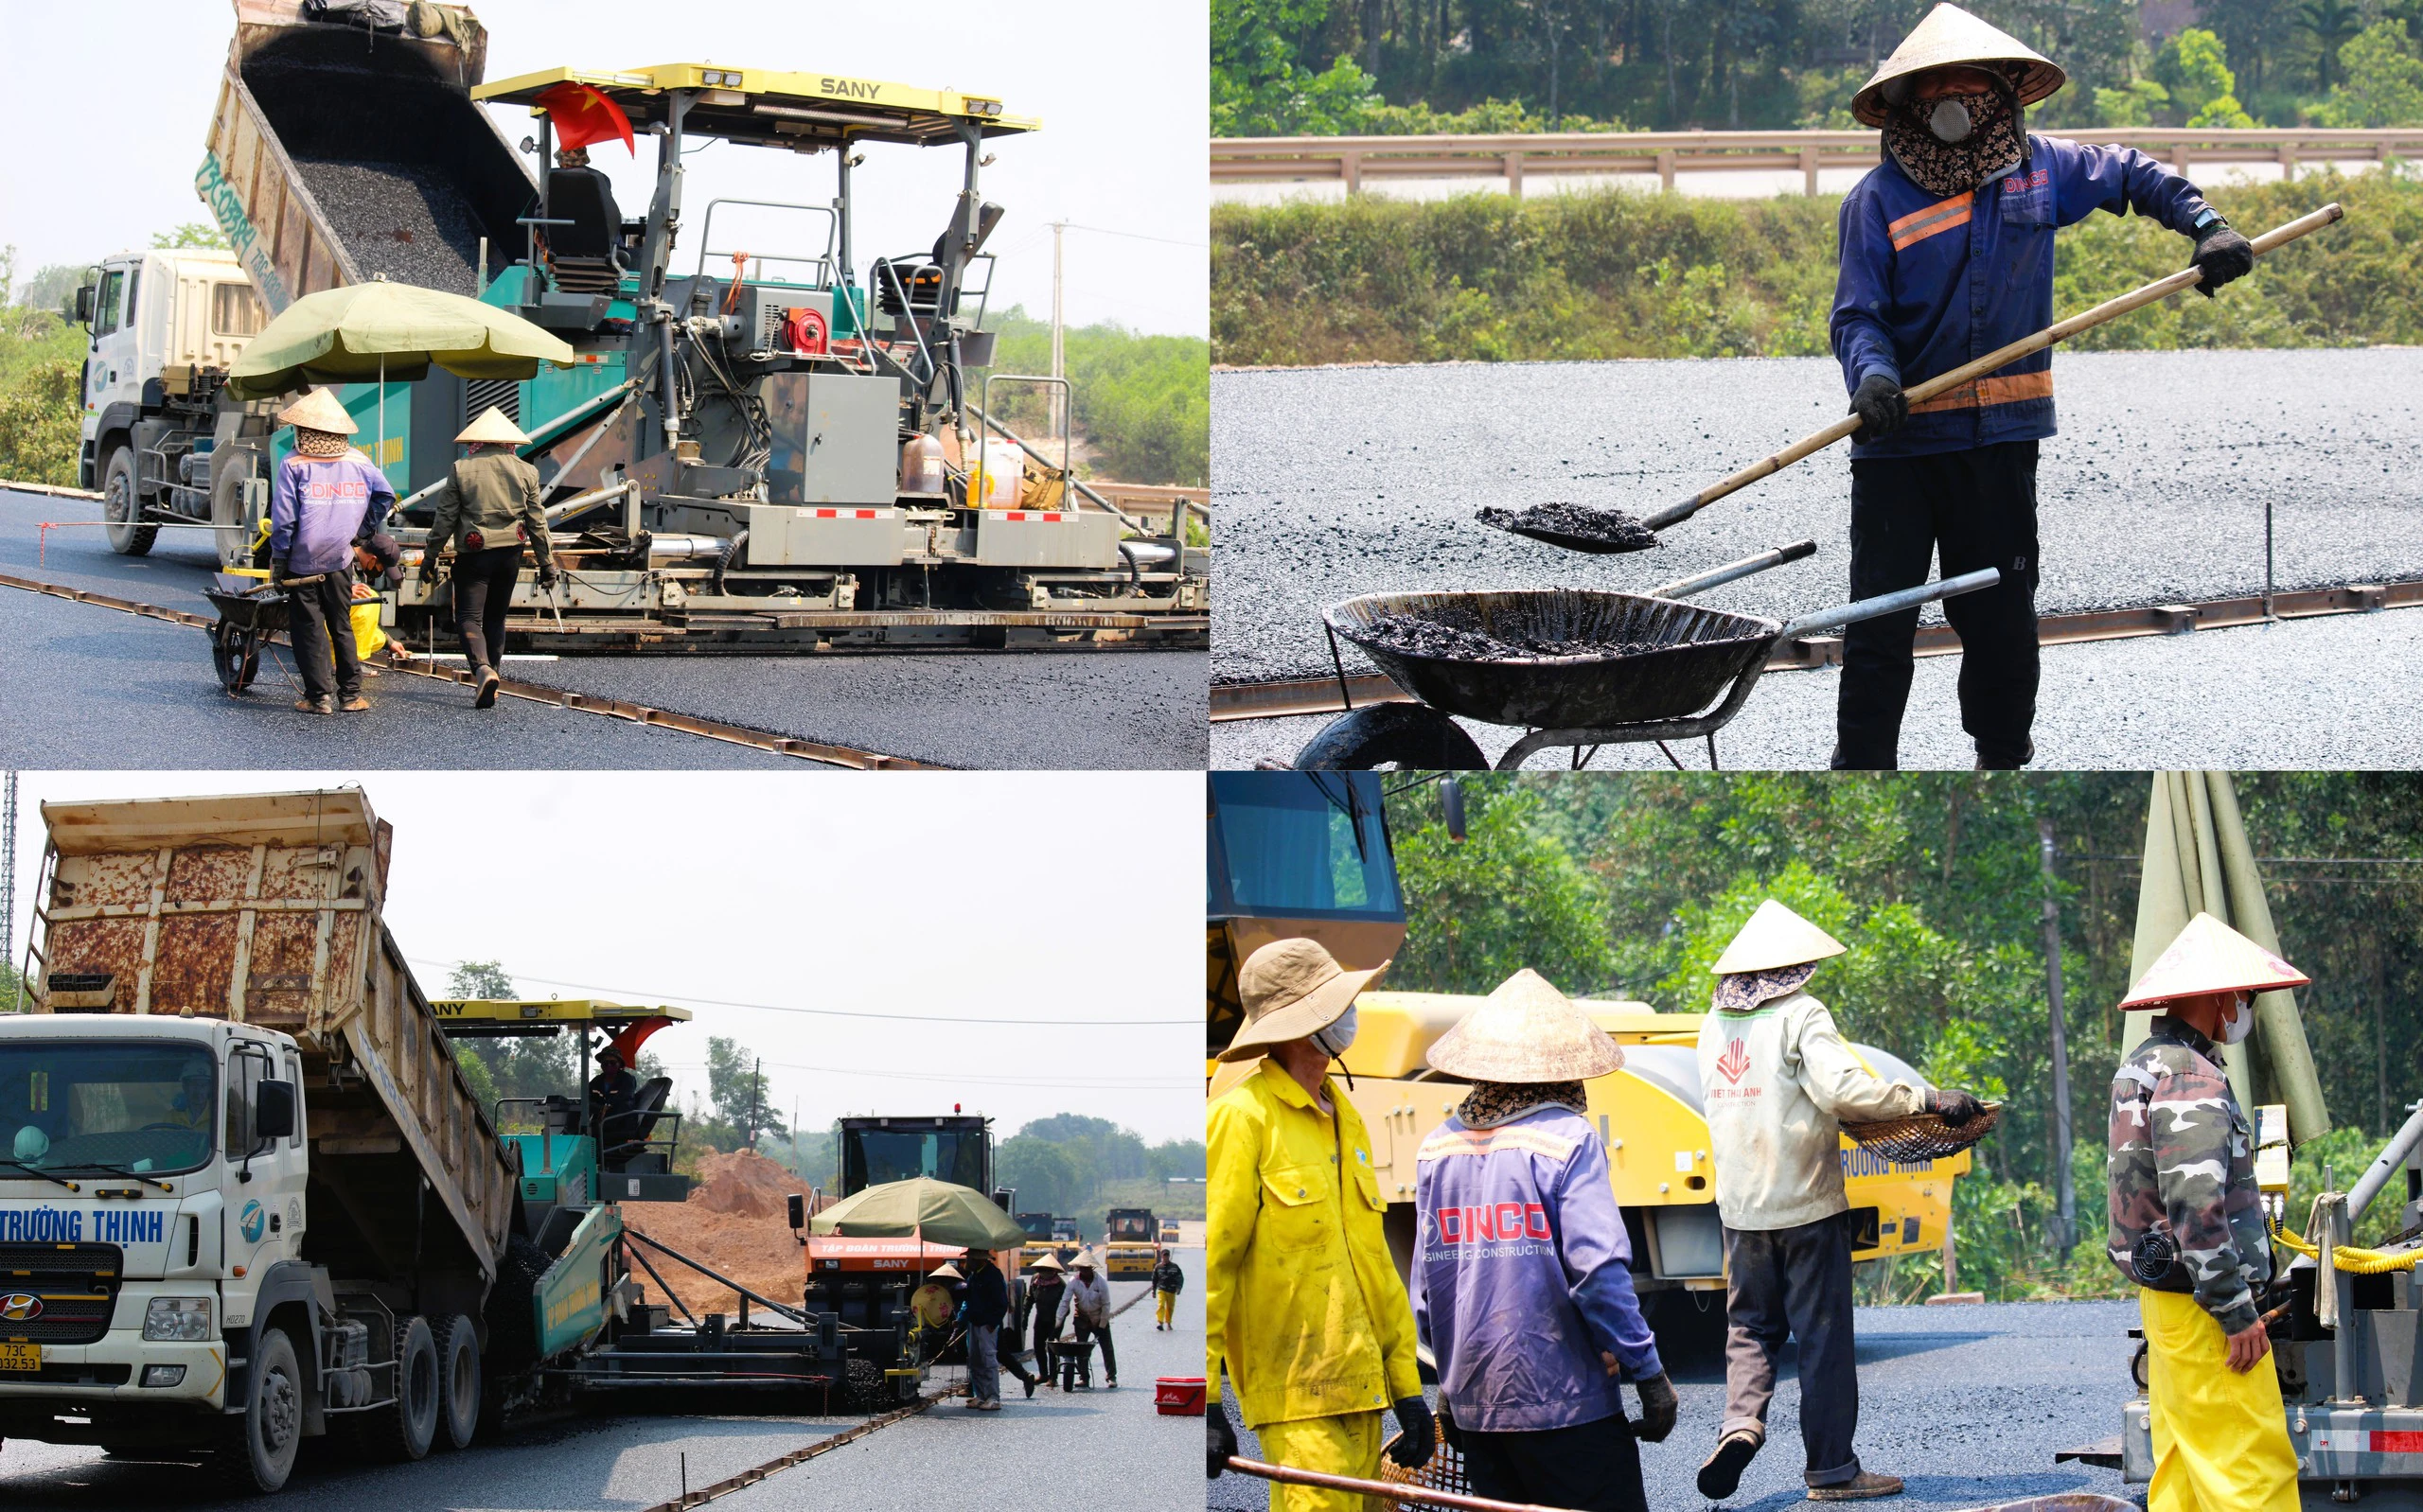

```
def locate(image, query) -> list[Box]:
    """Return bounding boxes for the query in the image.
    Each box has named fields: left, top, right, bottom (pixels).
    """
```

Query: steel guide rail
left=0, top=570, right=941, bottom=769
left=1212, top=576, right=2423, bottom=722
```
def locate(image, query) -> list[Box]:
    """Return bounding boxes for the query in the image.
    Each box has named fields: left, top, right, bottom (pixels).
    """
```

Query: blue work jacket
left=1410, top=1106, right=1662, bottom=1434
left=1831, top=133, right=2213, bottom=459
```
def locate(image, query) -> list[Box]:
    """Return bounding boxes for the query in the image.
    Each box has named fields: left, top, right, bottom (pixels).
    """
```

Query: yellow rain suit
left=1209, top=1056, right=1420, bottom=1512
left=2139, top=1287, right=2298, bottom=1512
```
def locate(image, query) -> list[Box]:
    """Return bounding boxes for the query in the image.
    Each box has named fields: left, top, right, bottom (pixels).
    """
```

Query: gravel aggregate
left=291, top=158, right=487, bottom=295
left=1210, top=1298, right=2142, bottom=1512
left=1477, top=499, right=1660, bottom=552
left=1212, top=349, right=2423, bottom=689
left=1212, top=606, right=2423, bottom=769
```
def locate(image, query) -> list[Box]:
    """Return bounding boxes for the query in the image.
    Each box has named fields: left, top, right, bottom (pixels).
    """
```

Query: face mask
left=1883, top=79, right=2023, bottom=197
left=1312, top=1006, right=1357, bottom=1058
left=1927, top=94, right=1987, bottom=143
left=2220, top=992, right=2256, bottom=1045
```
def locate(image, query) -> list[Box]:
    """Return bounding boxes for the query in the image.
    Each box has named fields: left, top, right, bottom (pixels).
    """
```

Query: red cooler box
left=1155, top=1377, right=1208, bottom=1415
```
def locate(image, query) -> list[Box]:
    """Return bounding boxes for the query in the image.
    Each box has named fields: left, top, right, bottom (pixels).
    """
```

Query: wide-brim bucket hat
left=1712, top=899, right=1848, bottom=976
left=1425, top=968, right=1623, bottom=1082
left=277, top=387, right=358, bottom=435
left=2117, top=911, right=2309, bottom=1011
left=1851, top=3, right=2067, bottom=128
left=1217, top=937, right=1389, bottom=1063
left=456, top=405, right=530, bottom=446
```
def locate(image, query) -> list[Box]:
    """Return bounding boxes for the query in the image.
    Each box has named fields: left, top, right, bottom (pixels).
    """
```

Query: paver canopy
left=227, top=278, right=575, bottom=398
left=810, top=1177, right=1032, bottom=1251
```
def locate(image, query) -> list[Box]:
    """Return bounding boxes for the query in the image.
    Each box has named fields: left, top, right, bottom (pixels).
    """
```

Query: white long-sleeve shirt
left=1057, top=1271, right=1111, bottom=1329
left=1695, top=989, right=1926, bottom=1231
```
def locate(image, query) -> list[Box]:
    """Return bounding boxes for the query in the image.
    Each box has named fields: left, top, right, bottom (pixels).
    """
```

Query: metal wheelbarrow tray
left=1311, top=562, right=1999, bottom=770
left=203, top=571, right=311, bottom=694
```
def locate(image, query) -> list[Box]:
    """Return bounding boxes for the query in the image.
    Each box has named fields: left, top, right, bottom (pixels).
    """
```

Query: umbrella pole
left=378, top=356, right=386, bottom=470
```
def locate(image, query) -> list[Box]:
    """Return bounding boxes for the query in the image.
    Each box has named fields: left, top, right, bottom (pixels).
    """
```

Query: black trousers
left=450, top=546, right=523, bottom=676
left=1832, top=439, right=2041, bottom=769
left=1721, top=1212, right=1863, bottom=1488
left=1459, top=1411, right=1647, bottom=1512
left=1073, top=1316, right=1115, bottom=1381
left=285, top=568, right=360, bottom=702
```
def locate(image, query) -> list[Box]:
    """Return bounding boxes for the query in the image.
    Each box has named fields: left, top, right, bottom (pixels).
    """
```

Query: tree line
left=1214, top=0, right=2423, bottom=134
left=1378, top=773, right=2423, bottom=1299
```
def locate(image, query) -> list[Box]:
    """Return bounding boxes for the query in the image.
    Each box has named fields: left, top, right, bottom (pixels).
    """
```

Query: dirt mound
left=620, top=1150, right=810, bottom=1320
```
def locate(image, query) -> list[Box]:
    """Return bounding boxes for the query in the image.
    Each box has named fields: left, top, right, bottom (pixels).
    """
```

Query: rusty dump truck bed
left=24, top=788, right=514, bottom=1292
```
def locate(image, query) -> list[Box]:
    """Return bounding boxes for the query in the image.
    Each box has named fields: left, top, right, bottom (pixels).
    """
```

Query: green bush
left=0, top=308, right=87, bottom=486
left=979, top=308, right=1209, bottom=487
left=1213, top=166, right=2423, bottom=367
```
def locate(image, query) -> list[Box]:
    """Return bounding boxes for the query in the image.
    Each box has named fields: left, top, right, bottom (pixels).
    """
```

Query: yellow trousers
left=2141, top=1287, right=2298, bottom=1512
left=1157, top=1290, right=1177, bottom=1327
left=1256, top=1411, right=1384, bottom=1512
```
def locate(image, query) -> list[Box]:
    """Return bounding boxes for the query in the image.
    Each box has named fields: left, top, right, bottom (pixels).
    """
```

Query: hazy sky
left=0, top=0, right=1208, bottom=336
left=5, top=771, right=1205, bottom=1146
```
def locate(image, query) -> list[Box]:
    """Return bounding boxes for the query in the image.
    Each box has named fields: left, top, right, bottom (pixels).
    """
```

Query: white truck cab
left=0, top=1012, right=311, bottom=1457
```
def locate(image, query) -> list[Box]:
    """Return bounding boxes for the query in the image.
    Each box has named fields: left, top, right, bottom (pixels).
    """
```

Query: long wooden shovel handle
left=1225, top=1456, right=1580, bottom=1512
left=1643, top=201, right=2346, bottom=532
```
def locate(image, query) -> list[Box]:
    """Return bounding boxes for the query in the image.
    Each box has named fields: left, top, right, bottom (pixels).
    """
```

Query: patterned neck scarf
left=1883, top=82, right=2024, bottom=198
left=1456, top=1079, right=1588, bottom=1130
left=293, top=428, right=350, bottom=459
left=1711, top=961, right=1818, bottom=1013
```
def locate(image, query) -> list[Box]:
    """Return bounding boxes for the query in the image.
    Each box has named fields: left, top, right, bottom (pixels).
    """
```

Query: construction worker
left=1207, top=937, right=1432, bottom=1506
left=961, top=1250, right=1036, bottom=1408
left=269, top=387, right=395, bottom=715
left=418, top=406, right=554, bottom=708
left=911, top=1262, right=960, bottom=1362
left=1151, top=1247, right=1185, bottom=1330
left=1693, top=901, right=1981, bottom=1503
left=584, top=1048, right=639, bottom=1147
left=1058, top=1250, right=1117, bottom=1388
left=1026, top=1251, right=1067, bottom=1384
left=1413, top=969, right=1677, bottom=1512
left=348, top=533, right=402, bottom=664
left=1829, top=4, right=2257, bottom=770
left=2107, top=913, right=2308, bottom=1512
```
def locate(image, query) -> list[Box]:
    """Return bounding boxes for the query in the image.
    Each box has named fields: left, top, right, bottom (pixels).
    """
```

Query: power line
left=648, top=1059, right=1196, bottom=1092
left=1055, top=222, right=1209, bottom=250
left=406, top=959, right=1194, bottom=1026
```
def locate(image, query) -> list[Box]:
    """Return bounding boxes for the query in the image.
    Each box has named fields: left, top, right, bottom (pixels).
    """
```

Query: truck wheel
left=212, top=1324, right=304, bottom=1494
left=1294, top=703, right=1488, bottom=770
left=210, top=443, right=263, bottom=568
left=364, top=1316, right=440, bottom=1463
left=434, top=1314, right=481, bottom=1450
left=101, top=447, right=158, bottom=556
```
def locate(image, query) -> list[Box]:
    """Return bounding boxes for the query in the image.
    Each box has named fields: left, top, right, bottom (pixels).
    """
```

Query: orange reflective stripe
left=1907, top=369, right=2055, bottom=414
left=1887, top=192, right=1973, bottom=250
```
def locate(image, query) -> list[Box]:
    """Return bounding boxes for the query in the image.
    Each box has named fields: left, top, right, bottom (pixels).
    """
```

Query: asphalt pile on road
left=292, top=158, right=486, bottom=294
left=1355, top=607, right=1665, bottom=662
left=1476, top=500, right=1657, bottom=551
left=623, top=1149, right=811, bottom=1318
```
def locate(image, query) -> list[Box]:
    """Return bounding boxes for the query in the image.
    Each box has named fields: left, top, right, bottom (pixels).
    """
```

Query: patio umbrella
left=226, top=277, right=576, bottom=465
left=2127, top=770, right=2329, bottom=1143
left=809, top=1177, right=1029, bottom=1252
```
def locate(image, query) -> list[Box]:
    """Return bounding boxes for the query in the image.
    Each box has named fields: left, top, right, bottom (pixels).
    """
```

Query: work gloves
left=1634, top=1372, right=1680, bottom=1443
left=1930, top=1088, right=1987, bottom=1123
left=536, top=566, right=560, bottom=591
left=1388, top=1395, right=1437, bottom=1469
left=1207, top=1398, right=1238, bottom=1478
left=270, top=558, right=292, bottom=588
left=417, top=554, right=440, bottom=587
left=1849, top=373, right=1908, bottom=437
left=2190, top=221, right=2255, bottom=297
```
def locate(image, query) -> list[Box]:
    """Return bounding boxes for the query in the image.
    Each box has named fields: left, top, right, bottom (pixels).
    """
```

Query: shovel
left=1480, top=201, right=2345, bottom=554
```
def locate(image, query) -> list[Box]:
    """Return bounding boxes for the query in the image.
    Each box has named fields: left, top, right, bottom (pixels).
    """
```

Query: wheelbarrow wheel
left=211, top=621, right=260, bottom=694
left=1294, top=703, right=1487, bottom=770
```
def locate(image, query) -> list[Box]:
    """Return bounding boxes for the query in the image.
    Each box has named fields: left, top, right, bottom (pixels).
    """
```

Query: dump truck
left=1103, top=1208, right=1158, bottom=1277
left=166, top=0, right=1206, bottom=650
left=1207, top=771, right=1967, bottom=1354
left=0, top=791, right=905, bottom=1492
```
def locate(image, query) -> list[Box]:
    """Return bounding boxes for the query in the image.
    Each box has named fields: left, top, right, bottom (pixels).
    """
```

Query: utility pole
left=1050, top=220, right=1066, bottom=439
left=2039, top=818, right=2076, bottom=1252
left=746, top=1056, right=763, bottom=1150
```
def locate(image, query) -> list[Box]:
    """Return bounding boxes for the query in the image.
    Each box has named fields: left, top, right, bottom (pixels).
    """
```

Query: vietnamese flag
left=535, top=81, right=635, bottom=156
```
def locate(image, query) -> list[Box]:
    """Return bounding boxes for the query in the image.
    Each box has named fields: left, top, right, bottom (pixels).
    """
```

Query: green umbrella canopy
left=809, top=1177, right=1030, bottom=1252
left=227, top=278, right=575, bottom=400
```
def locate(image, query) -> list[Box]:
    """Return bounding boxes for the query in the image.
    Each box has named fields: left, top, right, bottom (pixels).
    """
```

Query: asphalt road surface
left=1210, top=346, right=2423, bottom=722
left=0, top=1276, right=1187, bottom=1510
left=0, top=488, right=1207, bottom=770
left=1211, top=604, right=2423, bottom=769
left=1210, top=1297, right=2141, bottom=1512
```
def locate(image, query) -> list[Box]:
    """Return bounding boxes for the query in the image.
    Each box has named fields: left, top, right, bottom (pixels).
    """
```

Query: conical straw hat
left=1217, top=938, right=1389, bottom=1063
left=2116, top=912, right=2308, bottom=1011
left=929, top=1262, right=963, bottom=1281
left=1029, top=1253, right=1064, bottom=1272
left=1711, top=899, right=1848, bottom=976
left=1851, top=3, right=2066, bottom=128
left=455, top=406, right=530, bottom=446
left=1072, top=1248, right=1098, bottom=1270
left=1424, top=968, right=1624, bottom=1082
left=277, top=387, right=358, bottom=435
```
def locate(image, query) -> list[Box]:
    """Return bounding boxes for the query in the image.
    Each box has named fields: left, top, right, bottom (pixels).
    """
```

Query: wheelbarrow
left=202, top=571, right=321, bottom=694
left=1298, top=553, right=1999, bottom=770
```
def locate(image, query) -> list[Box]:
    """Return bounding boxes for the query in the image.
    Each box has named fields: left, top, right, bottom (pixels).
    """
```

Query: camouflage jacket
left=2105, top=1016, right=2269, bottom=1332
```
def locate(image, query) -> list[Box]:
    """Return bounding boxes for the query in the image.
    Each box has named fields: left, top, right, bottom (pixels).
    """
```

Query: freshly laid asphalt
left=1210, top=347, right=2423, bottom=703
left=0, top=1276, right=1186, bottom=1510
left=0, top=488, right=1207, bottom=770
left=1209, top=1297, right=2141, bottom=1512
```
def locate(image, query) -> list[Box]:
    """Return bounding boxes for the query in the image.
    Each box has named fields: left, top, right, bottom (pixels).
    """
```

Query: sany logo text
left=1437, top=1203, right=1553, bottom=1244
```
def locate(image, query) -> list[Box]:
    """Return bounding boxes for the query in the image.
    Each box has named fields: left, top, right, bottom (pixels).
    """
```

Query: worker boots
left=1810, top=1472, right=1905, bottom=1501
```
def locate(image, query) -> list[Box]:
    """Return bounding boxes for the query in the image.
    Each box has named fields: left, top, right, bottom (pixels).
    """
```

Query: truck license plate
left=0, top=1342, right=39, bottom=1371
